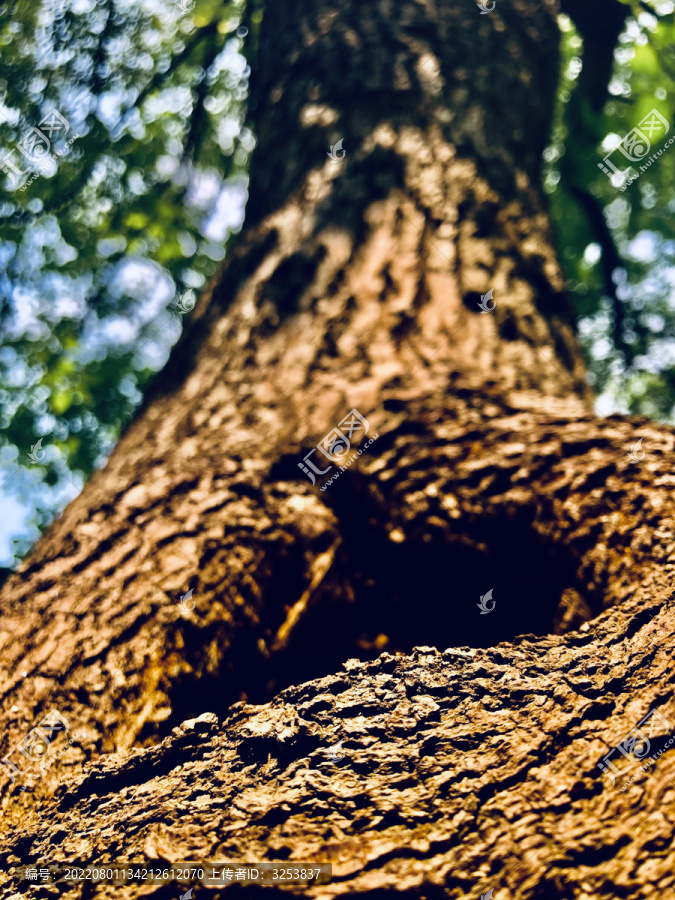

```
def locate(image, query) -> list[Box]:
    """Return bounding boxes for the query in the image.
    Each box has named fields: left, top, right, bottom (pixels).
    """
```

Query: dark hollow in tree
left=1, top=0, right=675, bottom=897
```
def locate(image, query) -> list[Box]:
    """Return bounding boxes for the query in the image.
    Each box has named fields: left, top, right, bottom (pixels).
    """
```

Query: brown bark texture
left=1, top=0, right=675, bottom=897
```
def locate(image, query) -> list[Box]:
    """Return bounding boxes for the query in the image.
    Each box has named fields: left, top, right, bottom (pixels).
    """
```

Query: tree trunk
left=2, top=0, right=675, bottom=896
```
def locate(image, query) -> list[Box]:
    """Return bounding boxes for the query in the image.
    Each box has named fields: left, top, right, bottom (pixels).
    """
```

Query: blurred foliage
left=546, top=0, right=675, bottom=419
left=0, top=0, right=260, bottom=565
left=1, top=0, right=675, bottom=568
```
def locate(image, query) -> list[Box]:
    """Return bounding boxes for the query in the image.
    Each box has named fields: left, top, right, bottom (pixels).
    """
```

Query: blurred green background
left=0, top=0, right=674, bottom=570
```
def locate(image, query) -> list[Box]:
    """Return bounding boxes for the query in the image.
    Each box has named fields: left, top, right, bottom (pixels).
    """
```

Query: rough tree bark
left=2, top=0, right=675, bottom=897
